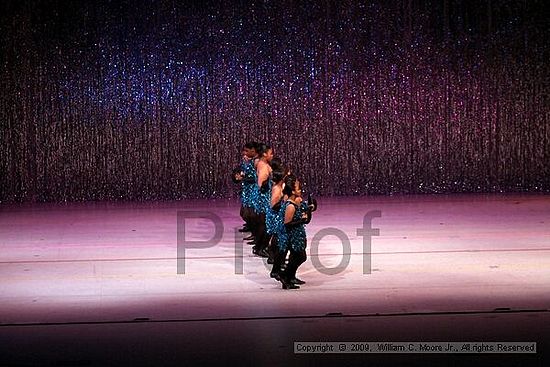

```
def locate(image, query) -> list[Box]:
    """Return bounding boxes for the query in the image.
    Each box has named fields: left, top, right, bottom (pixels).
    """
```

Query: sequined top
left=275, top=201, right=290, bottom=252
left=256, top=172, right=272, bottom=214
left=266, top=200, right=283, bottom=235
left=240, top=158, right=259, bottom=211
left=278, top=200, right=308, bottom=252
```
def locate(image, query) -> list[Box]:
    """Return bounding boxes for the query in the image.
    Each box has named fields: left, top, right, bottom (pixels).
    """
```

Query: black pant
left=271, top=236, right=287, bottom=275
left=268, top=235, right=279, bottom=262
left=240, top=206, right=253, bottom=227
left=251, top=212, right=270, bottom=251
left=284, top=247, right=307, bottom=280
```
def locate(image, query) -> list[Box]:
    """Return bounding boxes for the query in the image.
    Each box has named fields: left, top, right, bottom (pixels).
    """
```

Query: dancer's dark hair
left=256, top=143, right=272, bottom=157
left=283, top=174, right=298, bottom=196
left=271, top=158, right=289, bottom=184
left=243, top=141, right=258, bottom=151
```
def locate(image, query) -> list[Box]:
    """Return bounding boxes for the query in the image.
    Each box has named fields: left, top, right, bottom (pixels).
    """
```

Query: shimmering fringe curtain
left=0, top=0, right=548, bottom=202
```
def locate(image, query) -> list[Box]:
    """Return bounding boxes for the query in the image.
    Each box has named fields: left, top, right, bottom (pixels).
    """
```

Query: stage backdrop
left=1, top=0, right=548, bottom=202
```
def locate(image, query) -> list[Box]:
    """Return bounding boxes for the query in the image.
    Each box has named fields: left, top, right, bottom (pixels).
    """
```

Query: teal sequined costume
left=266, top=200, right=283, bottom=235
left=257, top=176, right=272, bottom=214
left=277, top=201, right=308, bottom=252
left=240, top=159, right=260, bottom=212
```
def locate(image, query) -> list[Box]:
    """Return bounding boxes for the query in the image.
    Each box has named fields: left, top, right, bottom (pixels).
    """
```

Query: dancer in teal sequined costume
left=240, top=154, right=260, bottom=213
left=252, top=143, right=274, bottom=257
left=277, top=174, right=313, bottom=289
left=266, top=158, right=289, bottom=269
left=232, top=142, right=259, bottom=234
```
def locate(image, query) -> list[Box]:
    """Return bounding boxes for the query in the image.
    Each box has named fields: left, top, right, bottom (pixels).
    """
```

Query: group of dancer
left=232, top=142, right=317, bottom=289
